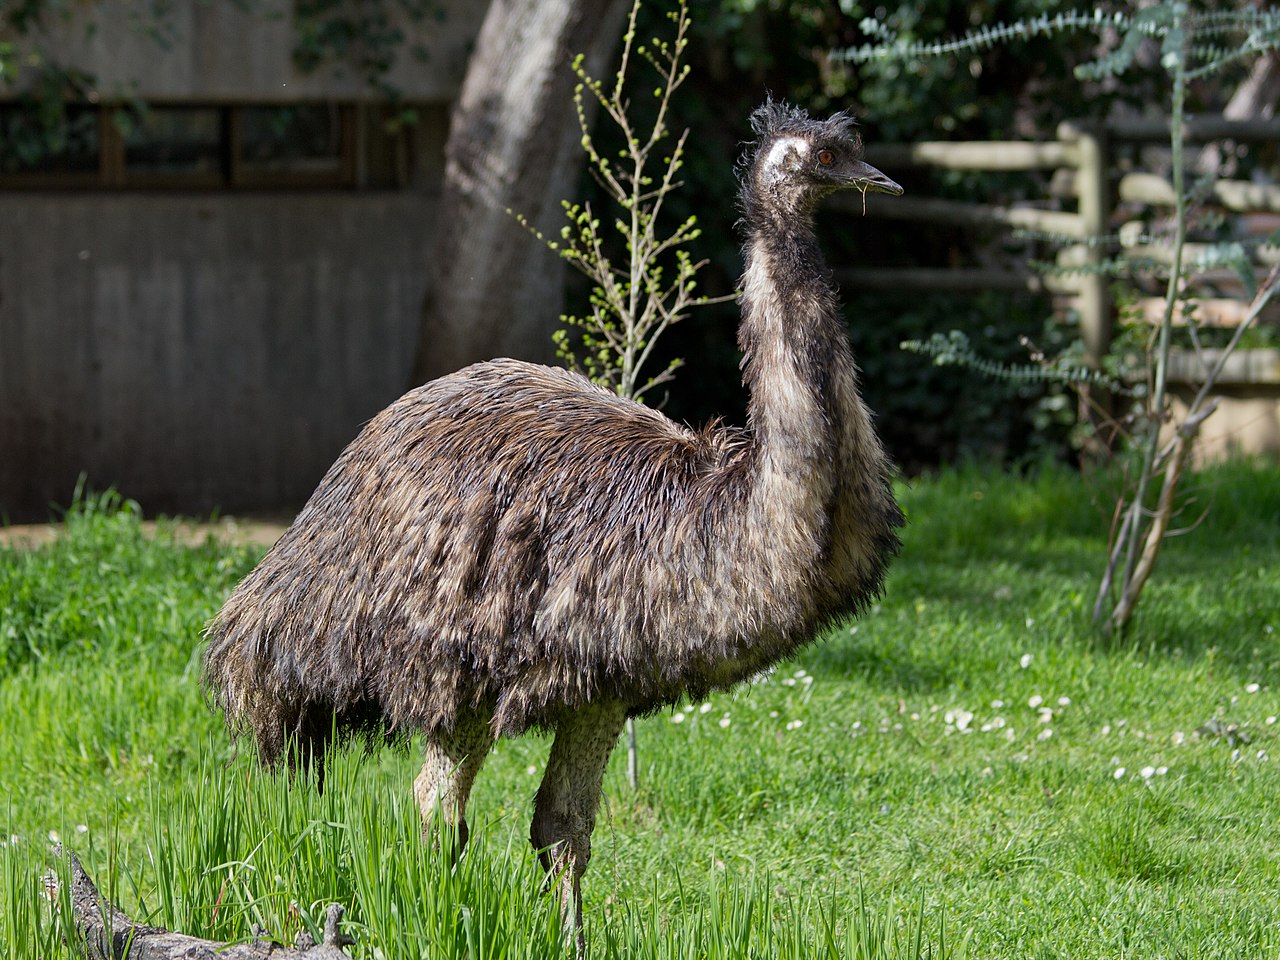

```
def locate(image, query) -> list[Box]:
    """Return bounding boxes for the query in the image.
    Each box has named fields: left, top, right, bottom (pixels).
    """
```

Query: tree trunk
left=409, top=0, right=632, bottom=385
left=59, top=848, right=352, bottom=960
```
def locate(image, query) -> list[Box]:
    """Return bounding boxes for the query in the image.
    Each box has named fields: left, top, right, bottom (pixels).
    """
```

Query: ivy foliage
left=0, top=0, right=438, bottom=170
left=292, top=0, right=446, bottom=109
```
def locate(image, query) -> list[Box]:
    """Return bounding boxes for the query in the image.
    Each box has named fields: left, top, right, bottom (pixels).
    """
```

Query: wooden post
left=1061, top=120, right=1113, bottom=369
left=1061, top=120, right=1115, bottom=452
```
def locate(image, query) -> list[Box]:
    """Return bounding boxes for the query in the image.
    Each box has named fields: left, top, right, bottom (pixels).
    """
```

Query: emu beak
left=848, top=159, right=903, bottom=197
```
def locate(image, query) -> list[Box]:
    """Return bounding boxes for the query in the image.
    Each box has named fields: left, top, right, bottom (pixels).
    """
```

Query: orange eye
left=817, top=149, right=835, bottom=166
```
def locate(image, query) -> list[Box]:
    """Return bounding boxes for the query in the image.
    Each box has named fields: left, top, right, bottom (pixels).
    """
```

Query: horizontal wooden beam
left=1166, top=348, right=1280, bottom=386
left=836, top=194, right=1085, bottom=237
left=866, top=140, right=1078, bottom=171
left=1104, top=116, right=1280, bottom=143
left=1133, top=297, right=1280, bottom=328
left=835, top=267, right=1077, bottom=295
left=1120, top=172, right=1280, bottom=213
left=1057, top=241, right=1280, bottom=270
left=1123, top=239, right=1280, bottom=267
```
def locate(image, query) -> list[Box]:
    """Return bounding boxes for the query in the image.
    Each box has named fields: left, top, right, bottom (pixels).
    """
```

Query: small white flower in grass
left=76, top=825, right=88, bottom=835
left=1114, top=767, right=1126, bottom=779
left=849, top=625, right=858, bottom=635
left=801, top=675, right=814, bottom=686
left=786, top=719, right=804, bottom=731
left=1025, top=618, right=1035, bottom=629
left=1245, top=683, right=1260, bottom=694
left=1101, top=724, right=1111, bottom=735
left=771, top=711, right=780, bottom=719
left=1038, top=709, right=1054, bottom=724
left=699, top=702, right=712, bottom=714
left=1037, top=729, right=1053, bottom=741
left=1140, top=766, right=1155, bottom=779
left=1259, top=750, right=1270, bottom=762
left=1232, top=749, right=1242, bottom=762
left=1058, top=696, right=1071, bottom=706
left=909, top=713, right=919, bottom=721
left=47, top=830, right=60, bottom=844
left=1028, top=695, right=1043, bottom=708
left=1004, top=729, right=1017, bottom=741
left=955, top=710, right=973, bottom=731
left=1267, top=716, right=1277, bottom=725
left=526, top=765, right=538, bottom=775
left=991, top=699, right=1004, bottom=709
left=1019, top=654, right=1033, bottom=669
left=9, top=834, right=19, bottom=845
left=1171, top=731, right=1185, bottom=744
left=671, top=713, right=685, bottom=724
left=850, top=719, right=860, bottom=728
left=719, top=716, right=731, bottom=729
left=782, top=678, right=796, bottom=687
left=1157, top=766, right=1168, bottom=776
left=793, top=669, right=807, bottom=679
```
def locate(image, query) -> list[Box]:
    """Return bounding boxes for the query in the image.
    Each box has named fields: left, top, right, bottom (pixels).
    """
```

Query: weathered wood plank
left=866, top=140, right=1078, bottom=171
left=1134, top=297, right=1280, bottom=328
left=835, top=267, right=1076, bottom=294
left=1105, top=116, right=1280, bottom=143
left=838, top=194, right=1085, bottom=237
left=1120, top=172, right=1280, bottom=213
left=1166, top=348, right=1280, bottom=386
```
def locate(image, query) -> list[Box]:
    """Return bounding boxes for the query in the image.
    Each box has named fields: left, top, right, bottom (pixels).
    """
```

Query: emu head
left=743, top=101, right=902, bottom=217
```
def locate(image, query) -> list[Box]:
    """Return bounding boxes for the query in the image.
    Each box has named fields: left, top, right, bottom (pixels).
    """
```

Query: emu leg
left=530, top=701, right=627, bottom=954
left=414, top=712, right=493, bottom=856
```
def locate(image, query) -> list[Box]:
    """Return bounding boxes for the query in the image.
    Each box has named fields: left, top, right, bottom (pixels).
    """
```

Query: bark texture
left=410, top=0, right=632, bottom=384
left=61, top=847, right=351, bottom=960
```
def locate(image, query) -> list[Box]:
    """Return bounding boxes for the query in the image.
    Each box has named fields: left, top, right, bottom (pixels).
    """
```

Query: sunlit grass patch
left=3, top=462, right=1279, bottom=958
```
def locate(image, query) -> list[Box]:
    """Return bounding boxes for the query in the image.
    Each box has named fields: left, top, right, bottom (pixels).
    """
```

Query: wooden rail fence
left=838, top=116, right=1280, bottom=393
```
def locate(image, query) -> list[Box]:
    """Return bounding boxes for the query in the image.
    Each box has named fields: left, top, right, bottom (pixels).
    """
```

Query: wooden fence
left=841, top=116, right=1280, bottom=401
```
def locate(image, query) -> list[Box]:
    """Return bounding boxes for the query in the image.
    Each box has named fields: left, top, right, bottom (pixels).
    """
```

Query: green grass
left=2, top=464, right=1278, bottom=958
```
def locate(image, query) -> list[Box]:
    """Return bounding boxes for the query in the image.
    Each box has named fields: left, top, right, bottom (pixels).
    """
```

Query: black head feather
left=747, top=100, right=862, bottom=155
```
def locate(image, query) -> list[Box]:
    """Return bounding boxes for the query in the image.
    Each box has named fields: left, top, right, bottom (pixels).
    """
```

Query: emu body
left=203, top=101, right=904, bottom=946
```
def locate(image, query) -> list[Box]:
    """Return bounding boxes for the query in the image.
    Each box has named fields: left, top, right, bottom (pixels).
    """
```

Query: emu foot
left=530, top=842, right=585, bottom=956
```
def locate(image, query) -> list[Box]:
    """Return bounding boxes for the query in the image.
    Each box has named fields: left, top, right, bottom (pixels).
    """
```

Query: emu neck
left=739, top=212, right=844, bottom=488
left=736, top=205, right=896, bottom=591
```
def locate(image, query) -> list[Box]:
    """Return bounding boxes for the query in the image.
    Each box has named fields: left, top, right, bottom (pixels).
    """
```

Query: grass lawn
left=2, top=463, right=1278, bottom=958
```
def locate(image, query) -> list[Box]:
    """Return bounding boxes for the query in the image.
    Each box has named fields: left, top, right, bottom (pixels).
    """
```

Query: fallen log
left=57, top=846, right=353, bottom=960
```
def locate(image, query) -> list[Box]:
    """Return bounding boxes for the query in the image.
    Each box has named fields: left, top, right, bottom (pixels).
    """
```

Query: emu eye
left=817, top=149, right=835, bottom=166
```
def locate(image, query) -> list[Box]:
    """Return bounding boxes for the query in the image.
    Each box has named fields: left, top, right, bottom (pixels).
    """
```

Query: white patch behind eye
left=762, top=137, right=809, bottom=182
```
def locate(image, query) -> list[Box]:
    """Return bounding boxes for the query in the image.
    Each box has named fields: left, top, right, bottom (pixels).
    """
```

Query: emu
left=203, top=101, right=905, bottom=947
